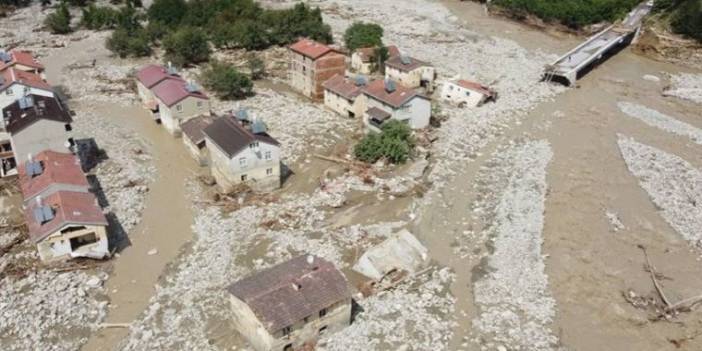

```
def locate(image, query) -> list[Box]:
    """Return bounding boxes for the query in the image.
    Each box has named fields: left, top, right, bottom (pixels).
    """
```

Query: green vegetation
left=146, top=0, right=332, bottom=50
left=163, top=27, right=211, bottom=66
left=103, top=5, right=151, bottom=58
left=247, top=53, right=265, bottom=80
left=491, top=0, right=640, bottom=28
left=344, top=22, right=384, bottom=51
left=654, top=0, right=702, bottom=42
left=81, top=5, right=121, bottom=30
left=44, top=2, right=72, bottom=34
left=201, top=61, right=253, bottom=100
left=354, top=120, right=414, bottom=164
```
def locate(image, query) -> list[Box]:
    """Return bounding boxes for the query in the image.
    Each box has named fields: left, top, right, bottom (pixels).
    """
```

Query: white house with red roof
left=440, top=79, right=497, bottom=107
left=362, top=79, right=431, bottom=133
left=0, top=49, right=45, bottom=78
left=24, top=190, right=109, bottom=262
left=135, top=64, right=211, bottom=135
left=0, top=67, right=55, bottom=110
left=288, top=38, right=346, bottom=99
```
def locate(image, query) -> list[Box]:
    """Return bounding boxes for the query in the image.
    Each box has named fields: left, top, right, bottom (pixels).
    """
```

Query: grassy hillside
left=653, top=0, right=702, bottom=42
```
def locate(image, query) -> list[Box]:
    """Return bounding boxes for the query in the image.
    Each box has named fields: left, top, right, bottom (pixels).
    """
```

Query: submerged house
left=288, top=38, right=346, bottom=99
left=180, top=114, right=214, bottom=166
left=0, top=49, right=45, bottom=78
left=384, top=55, right=436, bottom=90
left=361, top=79, right=431, bottom=132
left=0, top=67, right=55, bottom=110
left=24, top=190, right=109, bottom=262
left=322, top=74, right=366, bottom=118
left=135, top=64, right=211, bottom=135
left=227, top=255, right=352, bottom=351
left=3, top=94, right=73, bottom=166
left=440, top=79, right=497, bottom=107
left=202, top=112, right=281, bottom=192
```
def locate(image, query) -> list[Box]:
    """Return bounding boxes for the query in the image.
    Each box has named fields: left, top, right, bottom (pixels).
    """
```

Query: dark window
left=282, top=326, right=291, bottom=336
left=64, top=124, right=72, bottom=131
left=283, top=344, right=293, bottom=351
left=319, top=326, right=328, bottom=335
left=319, top=308, right=327, bottom=318
left=69, top=233, right=98, bottom=251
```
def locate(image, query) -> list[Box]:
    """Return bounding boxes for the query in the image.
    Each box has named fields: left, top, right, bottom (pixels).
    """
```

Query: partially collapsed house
left=0, top=49, right=45, bottom=78
left=322, top=74, right=366, bottom=118
left=384, top=54, right=436, bottom=90
left=3, top=94, right=74, bottom=162
left=202, top=111, right=281, bottom=192
left=440, top=79, right=497, bottom=107
left=135, top=64, right=211, bottom=135
left=353, top=230, right=429, bottom=291
left=227, top=255, right=352, bottom=351
left=362, top=79, right=431, bottom=132
left=180, top=114, right=214, bottom=166
left=288, top=38, right=346, bottom=99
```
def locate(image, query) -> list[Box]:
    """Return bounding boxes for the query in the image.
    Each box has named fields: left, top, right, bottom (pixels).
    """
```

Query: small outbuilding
left=440, top=79, right=497, bottom=107
left=227, top=255, right=352, bottom=351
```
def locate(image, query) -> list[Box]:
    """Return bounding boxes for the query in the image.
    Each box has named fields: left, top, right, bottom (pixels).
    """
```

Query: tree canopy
left=344, top=22, right=384, bottom=51
left=163, top=27, right=211, bottom=67
left=354, top=120, right=414, bottom=164
left=491, top=0, right=641, bottom=28
left=201, top=61, right=254, bottom=100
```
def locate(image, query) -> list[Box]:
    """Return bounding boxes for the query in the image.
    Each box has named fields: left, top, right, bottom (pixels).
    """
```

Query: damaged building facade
left=227, top=255, right=352, bottom=351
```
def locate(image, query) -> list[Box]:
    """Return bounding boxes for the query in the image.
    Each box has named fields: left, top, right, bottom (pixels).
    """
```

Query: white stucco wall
left=206, top=137, right=281, bottom=192
left=323, top=90, right=365, bottom=118
left=364, top=95, right=431, bottom=131
left=439, top=82, right=486, bottom=107
left=0, top=84, right=55, bottom=110
left=36, top=224, right=109, bottom=262
left=157, top=96, right=210, bottom=136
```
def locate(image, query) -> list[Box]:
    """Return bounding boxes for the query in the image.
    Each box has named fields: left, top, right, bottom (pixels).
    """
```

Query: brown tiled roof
left=0, top=67, right=52, bottom=92
left=366, top=107, right=391, bottom=121
left=181, top=115, right=214, bottom=148
left=18, top=150, right=88, bottom=200
left=322, top=74, right=362, bottom=100
left=289, top=38, right=342, bottom=59
left=25, top=190, right=107, bottom=243
left=384, top=55, right=430, bottom=72
left=0, top=49, right=44, bottom=71
left=227, top=255, right=351, bottom=333
left=202, top=115, right=279, bottom=158
left=362, top=79, right=428, bottom=109
left=3, top=95, right=72, bottom=135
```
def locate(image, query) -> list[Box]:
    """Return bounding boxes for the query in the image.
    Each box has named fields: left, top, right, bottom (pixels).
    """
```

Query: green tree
left=106, top=27, right=152, bottom=57
left=344, top=22, right=384, bottom=51
left=163, top=27, right=211, bottom=67
left=354, top=120, right=414, bottom=164
left=81, top=4, right=120, bottom=30
left=44, top=2, right=72, bottom=34
left=247, top=53, right=265, bottom=80
left=201, top=61, right=253, bottom=100
left=147, top=0, right=186, bottom=27
left=671, top=0, right=702, bottom=42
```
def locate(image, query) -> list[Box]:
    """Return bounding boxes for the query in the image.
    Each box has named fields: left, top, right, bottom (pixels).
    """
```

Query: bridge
left=543, top=1, right=654, bottom=86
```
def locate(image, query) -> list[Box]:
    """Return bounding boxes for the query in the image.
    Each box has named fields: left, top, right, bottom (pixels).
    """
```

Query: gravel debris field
left=618, top=101, right=702, bottom=145
left=663, top=73, right=702, bottom=104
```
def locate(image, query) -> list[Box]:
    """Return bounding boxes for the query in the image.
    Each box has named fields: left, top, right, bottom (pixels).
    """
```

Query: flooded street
left=42, top=40, right=201, bottom=351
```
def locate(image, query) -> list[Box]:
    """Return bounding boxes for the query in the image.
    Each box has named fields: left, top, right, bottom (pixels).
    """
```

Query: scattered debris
left=663, top=73, right=702, bottom=105
left=606, top=210, right=626, bottom=232
left=618, top=102, right=702, bottom=145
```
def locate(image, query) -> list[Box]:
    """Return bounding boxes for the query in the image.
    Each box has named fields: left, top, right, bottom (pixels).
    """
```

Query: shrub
left=201, top=61, right=253, bottom=100
left=162, top=27, right=211, bottom=67
left=354, top=120, right=414, bottom=164
left=344, top=22, right=384, bottom=51
left=81, top=4, right=120, bottom=30
left=106, top=27, right=151, bottom=58
left=147, top=0, right=186, bottom=27
left=671, top=0, right=702, bottom=42
left=491, top=0, right=641, bottom=28
left=44, top=2, right=72, bottom=34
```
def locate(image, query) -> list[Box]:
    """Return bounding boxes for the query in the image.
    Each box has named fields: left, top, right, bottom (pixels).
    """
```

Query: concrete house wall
left=385, top=66, right=436, bottom=89
left=136, top=81, right=156, bottom=109
left=323, top=89, right=366, bottom=118
left=37, top=224, right=109, bottom=262
left=11, top=119, right=72, bottom=159
left=350, top=53, right=372, bottom=75
left=182, top=137, right=208, bottom=166
left=206, top=138, right=281, bottom=192
left=156, top=96, right=210, bottom=136
left=230, top=296, right=352, bottom=351
left=0, top=84, right=54, bottom=110
left=439, top=82, right=486, bottom=107
left=364, top=95, right=431, bottom=132
left=289, top=51, right=346, bottom=99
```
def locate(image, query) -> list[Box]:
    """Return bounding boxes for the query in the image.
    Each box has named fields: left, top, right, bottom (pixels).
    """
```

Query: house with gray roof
left=384, top=54, right=436, bottom=90
left=202, top=111, right=281, bottom=192
left=227, top=255, right=352, bottom=351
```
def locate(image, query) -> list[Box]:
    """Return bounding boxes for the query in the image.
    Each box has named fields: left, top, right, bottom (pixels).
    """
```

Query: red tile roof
left=136, top=64, right=181, bottom=89
left=362, top=79, right=427, bottom=108
left=289, top=38, right=341, bottom=59
left=0, top=67, right=52, bottom=92
left=0, top=49, right=44, bottom=71
left=18, top=150, right=89, bottom=200
left=25, top=190, right=107, bottom=243
left=151, top=78, right=208, bottom=107
left=456, top=80, right=496, bottom=97
left=387, top=45, right=400, bottom=58
left=322, top=74, right=363, bottom=100
left=227, top=255, right=351, bottom=333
